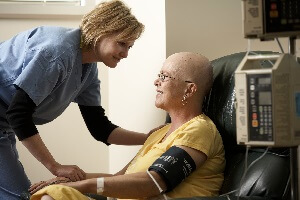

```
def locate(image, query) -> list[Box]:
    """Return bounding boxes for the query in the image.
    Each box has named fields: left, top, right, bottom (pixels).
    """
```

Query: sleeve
left=78, top=104, right=118, bottom=145
left=74, top=65, right=101, bottom=106
left=13, top=48, right=64, bottom=106
left=173, top=120, right=216, bottom=158
left=6, top=87, right=38, bottom=141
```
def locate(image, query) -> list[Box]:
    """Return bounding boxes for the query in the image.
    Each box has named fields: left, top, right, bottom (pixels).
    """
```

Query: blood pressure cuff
left=148, top=146, right=196, bottom=192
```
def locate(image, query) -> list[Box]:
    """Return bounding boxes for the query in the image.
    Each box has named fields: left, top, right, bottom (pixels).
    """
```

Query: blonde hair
left=80, top=0, right=145, bottom=49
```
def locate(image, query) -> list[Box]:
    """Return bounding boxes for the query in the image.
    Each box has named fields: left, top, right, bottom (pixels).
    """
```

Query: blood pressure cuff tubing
left=148, top=146, right=196, bottom=192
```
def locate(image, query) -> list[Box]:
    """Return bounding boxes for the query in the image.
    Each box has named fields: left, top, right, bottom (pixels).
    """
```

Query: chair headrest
left=203, top=52, right=244, bottom=152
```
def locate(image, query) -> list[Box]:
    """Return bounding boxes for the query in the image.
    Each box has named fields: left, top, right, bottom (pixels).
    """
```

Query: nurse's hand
left=51, top=164, right=86, bottom=182
left=147, top=124, right=165, bottom=137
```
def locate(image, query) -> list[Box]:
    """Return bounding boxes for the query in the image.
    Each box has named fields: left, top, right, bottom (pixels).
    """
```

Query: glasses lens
left=158, top=73, right=165, bottom=81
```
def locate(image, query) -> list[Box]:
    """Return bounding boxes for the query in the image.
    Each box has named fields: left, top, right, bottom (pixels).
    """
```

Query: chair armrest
left=175, top=196, right=272, bottom=200
left=85, top=193, right=107, bottom=200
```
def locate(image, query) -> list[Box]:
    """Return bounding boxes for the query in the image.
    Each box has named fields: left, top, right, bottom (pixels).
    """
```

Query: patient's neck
left=168, top=107, right=202, bottom=133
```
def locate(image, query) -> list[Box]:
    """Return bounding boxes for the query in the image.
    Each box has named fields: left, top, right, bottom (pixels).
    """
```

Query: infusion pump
left=242, top=0, right=300, bottom=39
left=235, top=54, right=300, bottom=147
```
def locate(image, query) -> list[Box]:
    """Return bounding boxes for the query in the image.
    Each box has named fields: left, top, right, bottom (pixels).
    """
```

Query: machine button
left=270, top=10, right=279, bottom=18
left=252, top=113, right=257, bottom=120
left=260, top=128, right=264, bottom=135
left=271, top=3, right=277, bottom=10
left=252, top=120, right=258, bottom=127
left=252, top=105, right=257, bottom=112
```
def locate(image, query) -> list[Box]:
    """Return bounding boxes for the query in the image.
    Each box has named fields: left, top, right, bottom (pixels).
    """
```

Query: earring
left=181, top=95, right=188, bottom=106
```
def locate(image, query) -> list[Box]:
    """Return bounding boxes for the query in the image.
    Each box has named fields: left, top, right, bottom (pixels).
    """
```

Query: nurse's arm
left=107, top=127, right=148, bottom=145
left=21, top=134, right=86, bottom=181
left=6, top=88, right=85, bottom=181
left=79, top=105, right=148, bottom=146
left=107, top=125, right=167, bottom=145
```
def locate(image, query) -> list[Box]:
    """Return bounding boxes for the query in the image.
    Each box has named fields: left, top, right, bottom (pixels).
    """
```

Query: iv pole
left=289, top=36, right=299, bottom=200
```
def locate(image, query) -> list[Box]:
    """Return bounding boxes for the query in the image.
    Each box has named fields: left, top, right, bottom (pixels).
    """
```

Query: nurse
left=0, top=0, right=145, bottom=199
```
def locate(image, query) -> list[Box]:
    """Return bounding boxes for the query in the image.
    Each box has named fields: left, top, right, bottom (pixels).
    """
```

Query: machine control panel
left=247, top=74, right=273, bottom=142
left=243, top=0, right=300, bottom=39
left=265, top=0, right=300, bottom=34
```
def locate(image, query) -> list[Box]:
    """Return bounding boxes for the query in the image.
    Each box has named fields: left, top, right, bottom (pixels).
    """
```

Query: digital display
left=258, top=77, right=271, bottom=85
left=259, top=91, right=272, bottom=105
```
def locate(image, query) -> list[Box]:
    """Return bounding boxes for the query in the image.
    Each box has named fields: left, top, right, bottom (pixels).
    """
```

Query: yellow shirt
left=125, top=114, right=225, bottom=198
left=30, top=185, right=91, bottom=200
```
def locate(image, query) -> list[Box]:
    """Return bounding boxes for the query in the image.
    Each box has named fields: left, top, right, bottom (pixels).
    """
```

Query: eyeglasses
left=157, top=73, right=193, bottom=83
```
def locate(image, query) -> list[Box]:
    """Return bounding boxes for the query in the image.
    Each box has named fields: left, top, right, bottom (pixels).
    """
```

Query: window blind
left=0, top=0, right=85, bottom=6
left=0, top=0, right=94, bottom=18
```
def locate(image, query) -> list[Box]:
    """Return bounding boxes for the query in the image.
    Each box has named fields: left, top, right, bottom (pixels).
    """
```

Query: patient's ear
left=185, top=83, right=197, bottom=97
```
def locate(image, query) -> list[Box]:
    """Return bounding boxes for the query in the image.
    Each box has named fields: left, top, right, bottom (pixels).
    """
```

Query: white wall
left=108, top=0, right=166, bottom=173
left=165, top=0, right=299, bottom=59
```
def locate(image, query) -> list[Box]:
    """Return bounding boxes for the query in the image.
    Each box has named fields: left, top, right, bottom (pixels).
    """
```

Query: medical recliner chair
left=173, top=51, right=291, bottom=200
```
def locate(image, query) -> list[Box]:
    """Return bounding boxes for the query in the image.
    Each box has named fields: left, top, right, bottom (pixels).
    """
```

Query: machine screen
left=258, top=77, right=271, bottom=85
left=259, top=91, right=272, bottom=105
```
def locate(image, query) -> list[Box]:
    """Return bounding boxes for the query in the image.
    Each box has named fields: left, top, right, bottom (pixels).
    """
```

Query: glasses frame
left=157, top=73, right=193, bottom=83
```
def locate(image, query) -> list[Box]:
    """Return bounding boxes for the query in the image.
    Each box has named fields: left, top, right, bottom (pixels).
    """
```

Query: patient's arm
left=60, top=146, right=206, bottom=199
left=60, top=170, right=167, bottom=199
left=29, top=156, right=133, bottom=195
left=33, top=146, right=206, bottom=198
left=85, top=156, right=133, bottom=179
left=176, top=145, right=207, bottom=168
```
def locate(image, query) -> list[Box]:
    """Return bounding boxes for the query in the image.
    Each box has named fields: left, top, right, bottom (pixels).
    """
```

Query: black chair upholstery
left=173, top=52, right=291, bottom=200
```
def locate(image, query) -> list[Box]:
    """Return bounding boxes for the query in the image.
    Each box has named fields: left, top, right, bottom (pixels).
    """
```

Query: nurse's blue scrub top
left=0, top=26, right=101, bottom=126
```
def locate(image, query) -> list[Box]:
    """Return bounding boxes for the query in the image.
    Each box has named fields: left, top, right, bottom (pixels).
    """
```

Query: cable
left=282, top=175, right=291, bottom=199
left=245, top=39, right=276, bottom=67
left=246, top=39, right=251, bottom=56
left=250, top=148, right=289, bottom=157
left=237, top=147, right=269, bottom=200
left=219, top=189, right=238, bottom=197
left=275, top=38, right=285, bottom=53
left=220, top=147, right=270, bottom=199
left=146, top=170, right=168, bottom=200
left=248, top=51, right=275, bottom=66
left=237, top=146, right=250, bottom=200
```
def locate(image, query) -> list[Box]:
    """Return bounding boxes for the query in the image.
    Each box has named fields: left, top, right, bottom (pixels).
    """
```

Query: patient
left=30, top=52, right=225, bottom=200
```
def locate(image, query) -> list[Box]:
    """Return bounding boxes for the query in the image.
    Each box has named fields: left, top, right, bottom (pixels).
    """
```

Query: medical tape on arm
left=97, top=177, right=104, bottom=194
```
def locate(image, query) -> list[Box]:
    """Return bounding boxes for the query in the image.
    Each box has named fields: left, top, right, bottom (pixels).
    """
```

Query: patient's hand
left=29, top=177, right=71, bottom=194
